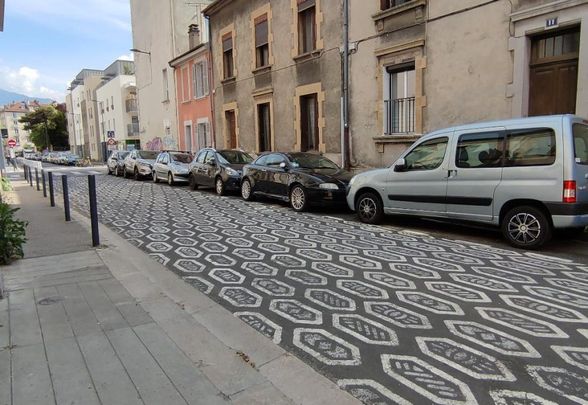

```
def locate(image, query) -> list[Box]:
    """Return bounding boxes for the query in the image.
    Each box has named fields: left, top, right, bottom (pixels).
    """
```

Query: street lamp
left=130, top=48, right=151, bottom=55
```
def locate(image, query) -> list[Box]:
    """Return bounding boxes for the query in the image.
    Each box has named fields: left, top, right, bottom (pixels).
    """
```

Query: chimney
left=188, top=24, right=200, bottom=50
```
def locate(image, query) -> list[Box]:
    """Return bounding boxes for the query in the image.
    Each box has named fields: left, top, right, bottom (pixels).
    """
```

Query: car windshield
left=138, top=151, right=158, bottom=160
left=120, top=152, right=129, bottom=159
left=171, top=153, right=192, bottom=163
left=287, top=153, right=340, bottom=170
left=573, top=123, right=588, bottom=165
left=218, top=150, right=254, bottom=164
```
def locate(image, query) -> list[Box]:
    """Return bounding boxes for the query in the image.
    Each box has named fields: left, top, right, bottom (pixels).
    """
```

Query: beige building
left=130, top=0, right=213, bottom=151
left=95, top=60, right=140, bottom=153
left=204, top=0, right=344, bottom=163
left=0, top=102, right=34, bottom=150
left=349, top=0, right=588, bottom=168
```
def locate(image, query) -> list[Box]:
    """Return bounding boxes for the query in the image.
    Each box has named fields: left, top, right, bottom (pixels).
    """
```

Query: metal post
left=62, top=175, right=71, bottom=222
left=42, top=170, right=47, bottom=197
left=48, top=172, right=55, bottom=207
left=29, top=166, right=33, bottom=187
left=35, top=168, right=40, bottom=191
left=88, top=175, right=100, bottom=247
left=24, top=165, right=28, bottom=181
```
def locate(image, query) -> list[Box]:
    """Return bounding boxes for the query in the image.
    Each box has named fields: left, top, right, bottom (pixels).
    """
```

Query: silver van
left=347, top=115, right=588, bottom=249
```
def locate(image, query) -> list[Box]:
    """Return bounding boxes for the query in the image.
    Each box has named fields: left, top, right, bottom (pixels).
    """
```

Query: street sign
left=107, top=138, right=117, bottom=146
left=107, top=131, right=115, bottom=138
left=7, top=138, right=16, bottom=147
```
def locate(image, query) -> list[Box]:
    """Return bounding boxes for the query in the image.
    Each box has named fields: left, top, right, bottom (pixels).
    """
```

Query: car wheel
left=241, top=179, right=253, bottom=201
left=215, top=177, right=225, bottom=196
left=168, top=172, right=175, bottom=186
left=290, top=185, right=308, bottom=212
left=107, top=167, right=112, bottom=175
left=501, top=205, right=552, bottom=249
left=189, top=174, right=198, bottom=190
left=356, top=192, right=384, bottom=224
left=153, top=171, right=159, bottom=183
left=123, top=167, right=128, bottom=178
left=134, top=168, right=140, bottom=181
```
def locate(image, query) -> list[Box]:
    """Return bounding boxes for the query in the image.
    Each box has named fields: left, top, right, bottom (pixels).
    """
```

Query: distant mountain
left=0, top=88, right=54, bottom=106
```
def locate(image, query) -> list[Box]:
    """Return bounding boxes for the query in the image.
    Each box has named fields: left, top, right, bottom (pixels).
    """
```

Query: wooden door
left=225, top=110, right=236, bottom=149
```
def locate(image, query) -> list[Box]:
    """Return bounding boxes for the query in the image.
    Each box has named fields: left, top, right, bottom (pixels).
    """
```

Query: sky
left=0, top=0, right=133, bottom=102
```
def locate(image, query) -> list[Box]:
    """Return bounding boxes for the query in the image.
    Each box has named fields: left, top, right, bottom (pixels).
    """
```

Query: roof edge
left=203, top=0, right=233, bottom=16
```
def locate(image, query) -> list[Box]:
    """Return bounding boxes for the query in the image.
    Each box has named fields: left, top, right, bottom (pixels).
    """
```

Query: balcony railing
left=384, top=97, right=415, bottom=135
left=127, top=123, right=140, bottom=137
left=125, top=99, right=138, bottom=113
left=381, top=0, right=413, bottom=10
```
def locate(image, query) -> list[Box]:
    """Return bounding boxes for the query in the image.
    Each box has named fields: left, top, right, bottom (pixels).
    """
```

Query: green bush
left=1, top=177, right=11, bottom=192
left=0, top=202, right=27, bottom=265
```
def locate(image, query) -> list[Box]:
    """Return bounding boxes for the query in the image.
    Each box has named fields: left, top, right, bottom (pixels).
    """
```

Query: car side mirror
left=394, top=158, right=407, bottom=172
left=209, top=158, right=216, bottom=166
left=279, top=162, right=288, bottom=170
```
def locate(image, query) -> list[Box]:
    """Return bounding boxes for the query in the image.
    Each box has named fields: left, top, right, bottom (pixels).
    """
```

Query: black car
left=189, top=148, right=254, bottom=195
left=107, top=150, right=130, bottom=176
left=241, top=152, right=352, bottom=211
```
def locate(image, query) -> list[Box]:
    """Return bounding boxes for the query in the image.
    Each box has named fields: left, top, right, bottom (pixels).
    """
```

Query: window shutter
left=298, top=0, right=315, bottom=11
left=255, top=16, right=268, bottom=47
left=380, top=0, right=388, bottom=10
left=203, top=61, right=209, bottom=95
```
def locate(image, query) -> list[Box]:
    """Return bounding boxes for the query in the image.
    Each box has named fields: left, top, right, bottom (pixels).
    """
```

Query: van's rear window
left=573, top=124, right=588, bottom=165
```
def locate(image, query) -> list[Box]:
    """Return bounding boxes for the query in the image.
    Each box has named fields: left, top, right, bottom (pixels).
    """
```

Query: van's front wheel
left=356, top=192, right=384, bottom=224
left=501, top=205, right=551, bottom=249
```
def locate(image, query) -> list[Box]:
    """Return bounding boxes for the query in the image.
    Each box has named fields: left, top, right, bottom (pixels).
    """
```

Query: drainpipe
left=207, top=15, right=216, bottom=149
left=342, top=0, right=350, bottom=170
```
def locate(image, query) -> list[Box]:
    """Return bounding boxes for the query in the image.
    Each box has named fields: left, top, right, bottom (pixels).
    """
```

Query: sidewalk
left=0, top=175, right=359, bottom=405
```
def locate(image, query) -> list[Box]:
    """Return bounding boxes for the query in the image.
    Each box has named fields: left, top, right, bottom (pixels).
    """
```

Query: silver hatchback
left=347, top=115, right=588, bottom=249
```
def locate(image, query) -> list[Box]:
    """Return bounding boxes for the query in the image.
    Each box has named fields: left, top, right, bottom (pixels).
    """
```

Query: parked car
left=64, top=153, right=80, bottom=166
left=153, top=151, right=193, bottom=185
left=107, top=150, right=130, bottom=176
left=189, top=148, right=254, bottom=195
left=241, top=152, right=352, bottom=211
left=123, top=150, right=159, bottom=180
left=347, top=115, right=588, bottom=249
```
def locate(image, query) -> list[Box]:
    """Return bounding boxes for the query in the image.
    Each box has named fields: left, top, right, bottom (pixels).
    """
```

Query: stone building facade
left=204, top=0, right=344, bottom=164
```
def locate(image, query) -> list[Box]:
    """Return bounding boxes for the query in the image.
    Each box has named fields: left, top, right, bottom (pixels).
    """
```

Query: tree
left=19, top=105, right=69, bottom=151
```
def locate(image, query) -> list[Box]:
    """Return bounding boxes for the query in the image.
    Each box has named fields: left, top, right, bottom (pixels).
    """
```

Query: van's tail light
left=563, top=180, right=577, bottom=203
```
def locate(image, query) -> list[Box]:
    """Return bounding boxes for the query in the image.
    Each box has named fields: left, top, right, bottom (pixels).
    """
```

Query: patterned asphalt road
left=54, top=174, right=588, bottom=405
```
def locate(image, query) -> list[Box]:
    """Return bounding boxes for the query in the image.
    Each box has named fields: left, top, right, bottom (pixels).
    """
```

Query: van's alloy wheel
left=290, top=185, right=307, bottom=212
left=216, top=178, right=225, bottom=196
left=241, top=179, right=253, bottom=201
left=356, top=192, right=384, bottom=224
left=502, top=205, right=551, bottom=249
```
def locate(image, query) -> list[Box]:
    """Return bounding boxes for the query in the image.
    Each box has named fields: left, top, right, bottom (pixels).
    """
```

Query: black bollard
left=35, top=168, right=40, bottom=191
left=29, top=167, right=33, bottom=187
left=62, top=175, right=71, bottom=222
left=48, top=172, right=55, bottom=207
left=88, top=175, right=100, bottom=247
left=42, top=170, right=47, bottom=197
left=24, top=166, right=28, bottom=181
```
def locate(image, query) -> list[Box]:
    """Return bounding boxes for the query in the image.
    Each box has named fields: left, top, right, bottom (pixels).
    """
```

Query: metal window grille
left=384, top=97, right=415, bottom=134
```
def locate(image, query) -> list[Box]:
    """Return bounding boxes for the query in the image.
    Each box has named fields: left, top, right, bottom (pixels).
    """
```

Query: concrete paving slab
left=77, top=332, right=142, bottom=405
left=0, top=349, right=11, bottom=405
left=117, top=272, right=163, bottom=302
left=192, top=304, right=285, bottom=367
left=99, top=279, right=154, bottom=327
left=106, top=327, right=187, bottom=405
left=259, top=354, right=359, bottom=405
left=133, top=323, right=230, bottom=405
left=156, top=314, right=266, bottom=396
left=9, top=289, right=42, bottom=347
left=45, top=337, right=100, bottom=405
left=78, top=281, right=129, bottom=331
left=56, top=284, right=101, bottom=337
left=34, top=286, right=74, bottom=343
left=12, top=343, right=55, bottom=405
left=230, top=381, right=293, bottom=405
left=0, top=297, right=8, bottom=350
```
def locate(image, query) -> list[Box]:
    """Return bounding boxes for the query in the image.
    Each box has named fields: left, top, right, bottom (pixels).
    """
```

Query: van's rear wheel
left=356, top=192, right=384, bottom=224
left=501, top=205, right=551, bottom=249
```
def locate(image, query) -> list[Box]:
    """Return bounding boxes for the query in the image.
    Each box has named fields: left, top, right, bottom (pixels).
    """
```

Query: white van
left=347, top=115, right=588, bottom=249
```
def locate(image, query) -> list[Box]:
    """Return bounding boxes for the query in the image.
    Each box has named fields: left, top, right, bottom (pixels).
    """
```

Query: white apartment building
left=130, top=0, right=212, bottom=151
left=0, top=102, right=33, bottom=150
left=95, top=60, right=140, bottom=154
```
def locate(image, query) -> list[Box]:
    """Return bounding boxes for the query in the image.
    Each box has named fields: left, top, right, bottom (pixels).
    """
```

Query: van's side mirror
left=394, top=158, right=407, bottom=172
left=209, top=158, right=216, bottom=166
left=279, top=162, right=288, bottom=170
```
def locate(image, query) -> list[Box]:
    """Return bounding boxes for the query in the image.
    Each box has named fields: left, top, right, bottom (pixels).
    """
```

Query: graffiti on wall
left=145, top=136, right=178, bottom=151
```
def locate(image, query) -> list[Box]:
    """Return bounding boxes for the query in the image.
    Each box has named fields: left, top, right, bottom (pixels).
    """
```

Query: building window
left=225, top=110, right=237, bottom=148
left=181, top=67, right=190, bottom=102
left=162, top=68, right=169, bottom=101
left=380, top=0, right=412, bottom=10
left=384, top=64, right=415, bottom=134
left=257, top=103, right=271, bottom=152
left=300, top=93, right=318, bottom=151
left=193, top=61, right=209, bottom=98
left=185, top=124, right=193, bottom=152
left=197, top=122, right=209, bottom=149
left=298, top=0, right=316, bottom=54
left=255, top=15, right=270, bottom=68
left=223, top=33, right=235, bottom=79
left=111, top=96, right=114, bottom=110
